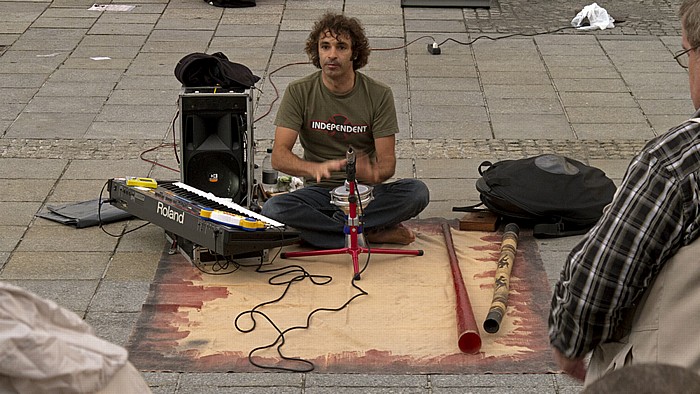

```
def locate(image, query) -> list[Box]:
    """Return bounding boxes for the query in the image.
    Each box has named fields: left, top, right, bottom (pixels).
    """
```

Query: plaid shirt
left=549, top=112, right=700, bottom=358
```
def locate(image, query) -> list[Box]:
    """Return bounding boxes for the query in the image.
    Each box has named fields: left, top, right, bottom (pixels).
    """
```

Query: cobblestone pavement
left=0, top=0, right=688, bottom=392
left=465, top=0, right=681, bottom=35
left=0, top=137, right=649, bottom=160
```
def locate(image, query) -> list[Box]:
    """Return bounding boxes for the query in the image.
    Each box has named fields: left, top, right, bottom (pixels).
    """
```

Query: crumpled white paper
left=274, top=175, right=304, bottom=192
left=571, top=3, right=615, bottom=30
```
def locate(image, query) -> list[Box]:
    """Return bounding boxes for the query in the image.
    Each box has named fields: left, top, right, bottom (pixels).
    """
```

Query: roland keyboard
left=107, top=178, right=300, bottom=258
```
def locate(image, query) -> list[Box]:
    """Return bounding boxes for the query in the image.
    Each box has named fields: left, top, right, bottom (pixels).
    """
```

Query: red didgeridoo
left=441, top=222, right=482, bottom=354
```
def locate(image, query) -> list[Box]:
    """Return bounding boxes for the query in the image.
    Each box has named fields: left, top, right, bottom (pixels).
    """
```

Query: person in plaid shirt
left=549, top=0, right=700, bottom=385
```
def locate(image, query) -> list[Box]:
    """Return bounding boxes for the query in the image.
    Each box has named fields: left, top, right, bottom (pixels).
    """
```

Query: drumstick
left=483, top=223, right=520, bottom=334
left=441, top=222, right=481, bottom=354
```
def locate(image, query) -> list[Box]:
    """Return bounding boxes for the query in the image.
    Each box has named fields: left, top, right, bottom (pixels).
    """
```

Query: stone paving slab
left=85, top=311, right=141, bottom=346
left=0, top=226, right=25, bottom=252
left=1, top=251, right=111, bottom=279
left=0, top=87, right=37, bottom=103
left=16, top=224, right=121, bottom=252
left=90, top=279, right=152, bottom=312
left=115, top=223, right=169, bottom=252
left=63, top=158, right=153, bottom=178
left=106, top=251, right=162, bottom=278
left=46, top=178, right=113, bottom=202
left=1, top=278, right=99, bottom=314
left=0, top=179, right=55, bottom=201
left=0, top=201, right=43, bottom=226
left=85, top=121, right=173, bottom=139
left=23, top=96, right=106, bottom=114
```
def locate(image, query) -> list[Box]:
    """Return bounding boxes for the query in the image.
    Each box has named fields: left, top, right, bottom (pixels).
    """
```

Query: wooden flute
left=483, top=223, right=520, bottom=334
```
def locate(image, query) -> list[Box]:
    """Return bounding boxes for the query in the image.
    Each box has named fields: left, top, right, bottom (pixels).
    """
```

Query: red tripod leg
left=361, top=247, right=423, bottom=257
left=281, top=248, right=347, bottom=258
left=280, top=246, right=363, bottom=279
left=350, top=248, right=361, bottom=280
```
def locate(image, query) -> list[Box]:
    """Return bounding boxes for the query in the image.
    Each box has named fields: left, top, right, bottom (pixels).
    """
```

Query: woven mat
left=127, top=218, right=556, bottom=373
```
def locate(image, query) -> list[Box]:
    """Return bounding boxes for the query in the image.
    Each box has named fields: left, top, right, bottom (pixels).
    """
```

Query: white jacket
left=0, top=282, right=136, bottom=393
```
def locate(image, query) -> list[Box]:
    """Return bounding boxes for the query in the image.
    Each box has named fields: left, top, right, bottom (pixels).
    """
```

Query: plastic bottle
left=261, top=148, right=278, bottom=194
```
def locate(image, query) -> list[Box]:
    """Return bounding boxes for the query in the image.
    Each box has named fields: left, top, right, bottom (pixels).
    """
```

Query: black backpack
left=453, top=154, right=617, bottom=238
left=174, top=52, right=260, bottom=91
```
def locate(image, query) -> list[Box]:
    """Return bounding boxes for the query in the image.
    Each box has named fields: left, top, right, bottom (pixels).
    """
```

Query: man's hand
left=352, top=135, right=396, bottom=185
left=271, top=127, right=350, bottom=183
left=355, top=153, right=380, bottom=184
left=311, top=159, right=346, bottom=183
left=552, top=347, right=587, bottom=381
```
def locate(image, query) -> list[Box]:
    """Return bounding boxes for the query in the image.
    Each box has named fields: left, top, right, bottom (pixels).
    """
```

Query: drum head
left=331, top=184, right=373, bottom=209
left=332, top=184, right=370, bottom=197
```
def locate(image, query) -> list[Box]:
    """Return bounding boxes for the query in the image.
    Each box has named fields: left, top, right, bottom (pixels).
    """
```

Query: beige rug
left=127, top=218, right=556, bottom=373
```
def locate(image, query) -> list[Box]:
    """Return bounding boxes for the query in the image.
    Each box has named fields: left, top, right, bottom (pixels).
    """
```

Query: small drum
left=331, top=183, right=373, bottom=213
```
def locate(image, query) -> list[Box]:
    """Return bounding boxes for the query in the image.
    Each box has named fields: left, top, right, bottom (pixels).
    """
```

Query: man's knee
left=261, top=196, right=285, bottom=219
left=402, top=179, right=430, bottom=209
left=414, top=179, right=430, bottom=206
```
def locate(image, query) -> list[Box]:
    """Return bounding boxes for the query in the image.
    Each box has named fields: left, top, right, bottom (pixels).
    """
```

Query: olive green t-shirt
left=274, top=70, right=399, bottom=187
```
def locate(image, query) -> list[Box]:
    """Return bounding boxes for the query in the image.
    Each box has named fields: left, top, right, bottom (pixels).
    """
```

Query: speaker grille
left=179, top=91, right=251, bottom=204
left=186, top=151, right=241, bottom=200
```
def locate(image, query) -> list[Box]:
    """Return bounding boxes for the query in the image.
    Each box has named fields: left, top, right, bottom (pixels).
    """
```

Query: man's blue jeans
left=261, top=179, right=430, bottom=249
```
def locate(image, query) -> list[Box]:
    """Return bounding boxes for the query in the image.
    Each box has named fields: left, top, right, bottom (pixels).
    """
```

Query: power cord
left=190, top=251, right=242, bottom=275
left=234, top=255, right=369, bottom=372
left=252, top=61, right=311, bottom=125
left=353, top=179, right=371, bottom=277
left=97, top=180, right=150, bottom=238
left=436, top=25, right=576, bottom=51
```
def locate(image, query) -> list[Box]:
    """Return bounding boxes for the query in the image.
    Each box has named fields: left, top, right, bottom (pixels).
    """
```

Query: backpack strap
left=533, top=220, right=591, bottom=238
left=452, top=161, right=494, bottom=212
left=478, top=160, right=493, bottom=176
left=452, top=202, right=487, bottom=213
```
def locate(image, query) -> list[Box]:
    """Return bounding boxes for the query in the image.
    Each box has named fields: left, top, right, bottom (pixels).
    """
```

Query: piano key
left=173, top=182, right=285, bottom=228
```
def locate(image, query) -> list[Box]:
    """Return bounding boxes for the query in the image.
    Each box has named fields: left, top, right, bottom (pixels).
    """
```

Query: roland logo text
left=157, top=202, right=184, bottom=224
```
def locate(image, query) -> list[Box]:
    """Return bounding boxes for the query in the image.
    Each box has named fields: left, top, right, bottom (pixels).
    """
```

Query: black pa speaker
left=179, top=92, right=250, bottom=203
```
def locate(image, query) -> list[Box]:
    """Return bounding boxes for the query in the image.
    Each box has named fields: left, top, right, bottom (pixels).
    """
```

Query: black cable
left=139, top=143, right=180, bottom=173
left=171, top=109, right=180, bottom=165
left=253, top=61, right=311, bottom=124
left=437, top=26, right=576, bottom=48
left=234, top=244, right=369, bottom=372
left=98, top=180, right=150, bottom=238
left=138, top=109, right=181, bottom=174
left=182, top=227, right=293, bottom=276
left=372, top=34, right=437, bottom=52
left=352, top=179, right=371, bottom=277
left=190, top=253, right=241, bottom=275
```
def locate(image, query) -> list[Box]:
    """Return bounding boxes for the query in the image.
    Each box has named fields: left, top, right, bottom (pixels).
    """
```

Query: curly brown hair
left=304, top=12, right=371, bottom=70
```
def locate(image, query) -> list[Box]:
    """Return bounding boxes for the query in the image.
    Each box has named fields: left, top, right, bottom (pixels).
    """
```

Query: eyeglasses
left=674, top=46, right=699, bottom=68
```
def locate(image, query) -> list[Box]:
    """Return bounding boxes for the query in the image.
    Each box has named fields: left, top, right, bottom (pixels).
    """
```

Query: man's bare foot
left=366, top=223, right=416, bottom=245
